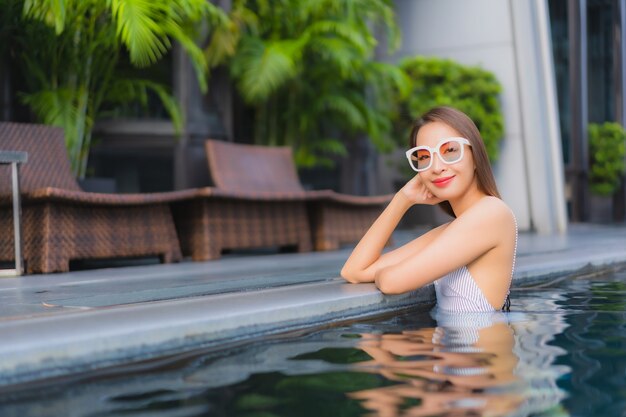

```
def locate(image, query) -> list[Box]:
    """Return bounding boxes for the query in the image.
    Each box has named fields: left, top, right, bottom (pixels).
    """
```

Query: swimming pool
left=2, top=267, right=626, bottom=416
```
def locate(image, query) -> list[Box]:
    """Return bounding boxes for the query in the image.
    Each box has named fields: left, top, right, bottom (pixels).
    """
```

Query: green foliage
left=209, top=0, right=410, bottom=167
left=395, top=56, right=504, bottom=162
left=291, top=347, right=373, bottom=364
left=588, top=122, right=626, bottom=196
left=7, top=0, right=226, bottom=178
left=235, top=393, right=286, bottom=410
left=204, top=371, right=393, bottom=417
left=6, top=0, right=506, bottom=175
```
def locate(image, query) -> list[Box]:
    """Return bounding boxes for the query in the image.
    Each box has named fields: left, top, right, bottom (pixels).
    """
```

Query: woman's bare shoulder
left=460, top=196, right=515, bottom=229
left=477, top=195, right=512, bottom=210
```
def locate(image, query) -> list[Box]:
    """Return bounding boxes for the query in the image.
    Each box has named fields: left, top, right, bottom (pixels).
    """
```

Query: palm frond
left=21, top=86, right=93, bottom=174
left=308, top=0, right=399, bottom=52
left=296, top=0, right=341, bottom=19
left=308, top=37, right=362, bottom=77
left=109, top=0, right=218, bottom=67
left=20, top=88, right=86, bottom=131
left=304, top=20, right=372, bottom=56
left=355, top=0, right=400, bottom=51
left=204, top=9, right=240, bottom=67
left=315, top=93, right=367, bottom=131
left=204, top=24, right=238, bottom=68
left=231, top=36, right=301, bottom=103
left=364, top=61, right=411, bottom=97
left=22, top=0, right=67, bottom=34
left=108, top=0, right=171, bottom=66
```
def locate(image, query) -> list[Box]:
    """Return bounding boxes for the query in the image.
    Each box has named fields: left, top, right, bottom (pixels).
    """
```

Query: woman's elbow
left=375, top=271, right=403, bottom=295
left=340, top=267, right=360, bottom=283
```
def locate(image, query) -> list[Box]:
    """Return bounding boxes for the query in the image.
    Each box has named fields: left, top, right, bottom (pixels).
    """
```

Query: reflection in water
left=349, top=312, right=563, bottom=417
left=0, top=312, right=571, bottom=417
left=0, top=283, right=586, bottom=417
left=511, top=311, right=570, bottom=417
left=349, top=312, right=524, bottom=416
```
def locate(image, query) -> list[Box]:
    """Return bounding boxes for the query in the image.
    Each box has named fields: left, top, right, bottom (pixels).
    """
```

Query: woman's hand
left=399, top=175, right=444, bottom=206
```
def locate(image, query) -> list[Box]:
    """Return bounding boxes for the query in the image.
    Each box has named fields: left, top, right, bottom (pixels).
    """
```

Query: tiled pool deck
left=1, top=223, right=626, bottom=388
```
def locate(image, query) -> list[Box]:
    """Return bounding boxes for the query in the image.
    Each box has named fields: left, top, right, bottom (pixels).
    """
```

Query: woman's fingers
left=400, top=174, right=444, bottom=205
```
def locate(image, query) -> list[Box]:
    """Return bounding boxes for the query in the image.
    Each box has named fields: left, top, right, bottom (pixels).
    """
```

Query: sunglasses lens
left=410, top=149, right=431, bottom=171
left=439, top=140, right=463, bottom=163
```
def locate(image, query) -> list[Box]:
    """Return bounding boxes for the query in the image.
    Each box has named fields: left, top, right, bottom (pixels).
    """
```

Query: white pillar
left=510, top=0, right=568, bottom=233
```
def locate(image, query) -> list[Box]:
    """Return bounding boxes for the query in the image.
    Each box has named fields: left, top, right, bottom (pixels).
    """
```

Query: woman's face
left=414, top=121, right=477, bottom=200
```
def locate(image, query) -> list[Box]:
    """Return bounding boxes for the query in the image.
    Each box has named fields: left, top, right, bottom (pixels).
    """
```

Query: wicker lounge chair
left=171, top=188, right=315, bottom=261
left=199, top=139, right=393, bottom=252
left=0, top=122, right=195, bottom=273
left=170, top=141, right=315, bottom=260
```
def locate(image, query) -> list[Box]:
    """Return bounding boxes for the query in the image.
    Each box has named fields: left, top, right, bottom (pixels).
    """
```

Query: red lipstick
left=432, top=176, right=455, bottom=187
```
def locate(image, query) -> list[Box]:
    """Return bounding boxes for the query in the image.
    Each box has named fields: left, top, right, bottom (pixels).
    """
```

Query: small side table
left=0, top=151, right=28, bottom=276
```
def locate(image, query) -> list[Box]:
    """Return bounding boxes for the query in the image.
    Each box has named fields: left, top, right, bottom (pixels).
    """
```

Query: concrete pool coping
left=1, top=223, right=626, bottom=388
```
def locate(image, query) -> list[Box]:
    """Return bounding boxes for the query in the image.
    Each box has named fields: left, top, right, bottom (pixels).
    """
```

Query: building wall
left=385, top=0, right=567, bottom=233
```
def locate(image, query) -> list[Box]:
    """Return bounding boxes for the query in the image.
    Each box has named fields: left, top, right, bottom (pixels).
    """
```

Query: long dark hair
left=409, top=106, right=501, bottom=218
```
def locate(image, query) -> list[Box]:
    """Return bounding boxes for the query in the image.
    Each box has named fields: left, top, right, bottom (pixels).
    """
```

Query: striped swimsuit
left=434, top=215, right=518, bottom=313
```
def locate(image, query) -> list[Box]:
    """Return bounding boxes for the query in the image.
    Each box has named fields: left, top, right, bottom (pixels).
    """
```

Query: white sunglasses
left=405, top=137, right=471, bottom=172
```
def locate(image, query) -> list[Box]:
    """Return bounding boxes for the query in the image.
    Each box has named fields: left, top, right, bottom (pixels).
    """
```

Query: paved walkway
left=2, top=223, right=626, bottom=388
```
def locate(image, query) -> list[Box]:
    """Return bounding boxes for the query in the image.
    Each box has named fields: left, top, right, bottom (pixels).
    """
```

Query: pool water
left=2, top=268, right=626, bottom=417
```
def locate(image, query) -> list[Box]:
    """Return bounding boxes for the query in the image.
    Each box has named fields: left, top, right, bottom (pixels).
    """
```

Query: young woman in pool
left=341, top=106, right=517, bottom=312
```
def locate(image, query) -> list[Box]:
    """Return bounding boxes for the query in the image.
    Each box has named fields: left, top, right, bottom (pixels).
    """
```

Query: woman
left=341, top=106, right=517, bottom=312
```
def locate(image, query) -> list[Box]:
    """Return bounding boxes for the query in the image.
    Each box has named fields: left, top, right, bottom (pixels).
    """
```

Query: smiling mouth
left=432, top=176, right=455, bottom=187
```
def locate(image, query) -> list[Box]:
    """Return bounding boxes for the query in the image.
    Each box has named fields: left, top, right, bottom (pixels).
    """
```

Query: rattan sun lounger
left=171, top=188, right=314, bottom=261
left=0, top=122, right=195, bottom=273
left=306, top=191, right=394, bottom=251
left=196, top=139, right=393, bottom=252
left=170, top=140, right=316, bottom=260
left=171, top=140, right=317, bottom=261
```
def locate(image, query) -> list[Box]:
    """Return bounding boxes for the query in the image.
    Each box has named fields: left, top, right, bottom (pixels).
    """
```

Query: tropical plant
left=588, top=122, right=626, bottom=196
left=395, top=56, right=504, bottom=162
left=6, top=0, right=227, bottom=178
left=205, top=0, right=410, bottom=167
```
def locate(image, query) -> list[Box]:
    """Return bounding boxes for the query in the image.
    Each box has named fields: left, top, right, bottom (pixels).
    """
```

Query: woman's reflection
left=349, top=312, right=524, bottom=416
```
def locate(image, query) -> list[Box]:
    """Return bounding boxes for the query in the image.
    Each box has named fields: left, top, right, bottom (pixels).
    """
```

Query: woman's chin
left=432, top=190, right=456, bottom=201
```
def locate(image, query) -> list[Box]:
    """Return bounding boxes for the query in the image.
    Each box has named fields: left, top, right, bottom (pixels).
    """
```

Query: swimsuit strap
left=501, top=294, right=511, bottom=312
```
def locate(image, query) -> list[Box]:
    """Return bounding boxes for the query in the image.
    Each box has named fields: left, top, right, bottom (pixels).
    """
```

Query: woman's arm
left=340, top=193, right=413, bottom=283
left=374, top=197, right=512, bottom=294
left=341, top=175, right=442, bottom=283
